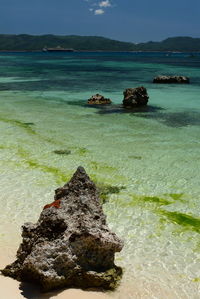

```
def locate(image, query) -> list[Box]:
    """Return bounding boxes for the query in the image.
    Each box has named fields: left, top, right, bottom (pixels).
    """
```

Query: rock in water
left=1, top=167, right=123, bottom=292
left=87, top=94, right=112, bottom=105
left=153, top=75, right=190, bottom=84
left=123, top=86, right=149, bottom=107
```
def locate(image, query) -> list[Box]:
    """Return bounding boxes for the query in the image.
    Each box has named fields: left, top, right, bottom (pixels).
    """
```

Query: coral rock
left=123, top=86, right=149, bottom=107
left=153, top=75, right=190, bottom=84
left=1, top=166, right=123, bottom=292
left=88, top=94, right=112, bottom=105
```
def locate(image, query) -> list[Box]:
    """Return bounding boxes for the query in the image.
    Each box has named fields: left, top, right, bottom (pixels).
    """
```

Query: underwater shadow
left=135, top=110, right=200, bottom=127
left=66, top=100, right=88, bottom=107
left=78, top=100, right=200, bottom=128
left=66, top=100, right=164, bottom=114
left=95, top=104, right=164, bottom=115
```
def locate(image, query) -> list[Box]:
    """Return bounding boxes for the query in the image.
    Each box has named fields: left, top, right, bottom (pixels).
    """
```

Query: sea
left=0, top=51, right=200, bottom=298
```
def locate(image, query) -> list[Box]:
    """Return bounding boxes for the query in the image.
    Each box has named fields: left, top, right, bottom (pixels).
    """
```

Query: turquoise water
left=0, top=52, right=200, bottom=298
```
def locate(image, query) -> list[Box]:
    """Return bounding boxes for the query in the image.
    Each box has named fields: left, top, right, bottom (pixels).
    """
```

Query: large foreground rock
left=88, top=94, right=112, bottom=105
left=123, top=86, right=149, bottom=107
left=153, top=75, right=190, bottom=84
left=1, top=167, right=123, bottom=292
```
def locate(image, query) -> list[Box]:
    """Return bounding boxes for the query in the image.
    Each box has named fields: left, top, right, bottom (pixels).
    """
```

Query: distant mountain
left=0, top=34, right=134, bottom=51
left=0, top=34, right=199, bottom=52
left=137, top=37, right=200, bottom=52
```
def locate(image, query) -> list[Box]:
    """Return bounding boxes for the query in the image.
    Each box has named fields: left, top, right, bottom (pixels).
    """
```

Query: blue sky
left=0, top=0, right=199, bottom=42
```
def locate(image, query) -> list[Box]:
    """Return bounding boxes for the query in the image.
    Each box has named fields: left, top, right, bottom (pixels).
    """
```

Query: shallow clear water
left=0, top=52, right=200, bottom=298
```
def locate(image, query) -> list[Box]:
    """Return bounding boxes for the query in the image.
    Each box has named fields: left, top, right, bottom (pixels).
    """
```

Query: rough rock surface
left=1, top=167, right=123, bottom=292
left=123, top=86, right=149, bottom=107
left=153, top=75, right=190, bottom=84
left=88, top=94, right=112, bottom=105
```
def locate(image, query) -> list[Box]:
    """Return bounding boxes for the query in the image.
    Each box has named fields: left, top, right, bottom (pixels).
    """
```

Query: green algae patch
left=192, top=278, right=200, bottom=282
left=157, top=210, right=200, bottom=234
left=17, top=148, right=69, bottom=184
left=0, top=145, right=8, bottom=150
left=98, top=266, right=123, bottom=289
left=27, top=161, right=68, bottom=184
left=0, top=116, right=36, bottom=135
left=128, top=155, right=142, bottom=160
left=90, top=161, right=117, bottom=174
left=77, top=147, right=89, bottom=156
left=120, top=192, right=200, bottom=235
left=125, top=192, right=186, bottom=209
left=23, top=122, right=35, bottom=126
left=142, top=196, right=172, bottom=206
left=96, top=183, right=126, bottom=204
left=125, top=193, right=200, bottom=234
left=0, top=115, right=64, bottom=146
left=169, top=193, right=185, bottom=202
left=111, top=192, right=188, bottom=217
left=119, top=195, right=173, bottom=209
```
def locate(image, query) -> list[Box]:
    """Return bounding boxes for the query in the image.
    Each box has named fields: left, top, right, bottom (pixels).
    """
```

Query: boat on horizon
left=43, top=46, right=75, bottom=52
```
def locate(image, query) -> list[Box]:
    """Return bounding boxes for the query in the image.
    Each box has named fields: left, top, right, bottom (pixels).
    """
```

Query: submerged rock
left=88, top=94, right=112, bottom=105
left=153, top=75, right=190, bottom=84
left=123, top=86, right=149, bottom=107
left=1, top=167, right=123, bottom=292
left=53, top=149, right=71, bottom=155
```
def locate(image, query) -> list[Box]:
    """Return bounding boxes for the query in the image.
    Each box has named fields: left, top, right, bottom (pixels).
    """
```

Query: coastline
left=0, top=50, right=200, bottom=53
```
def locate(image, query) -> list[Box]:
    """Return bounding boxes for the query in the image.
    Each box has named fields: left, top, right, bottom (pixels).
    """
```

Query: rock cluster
left=87, top=94, right=112, bottom=105
left=1, top=167, right=123, bottom=292
left=153, top=75, right=190, bottom=84
left=123, top=86, right=149, bottom=107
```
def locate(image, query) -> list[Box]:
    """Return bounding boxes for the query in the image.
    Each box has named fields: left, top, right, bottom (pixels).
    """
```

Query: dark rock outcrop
left=53, top=149, right=71, bottom=155
left=1, top=167, right=123, bottom=292
left=153, top=75, right=190, bottom=84
left=88, top=94, right=112, bottom=105
left=123, top=86, right=149, bottom=107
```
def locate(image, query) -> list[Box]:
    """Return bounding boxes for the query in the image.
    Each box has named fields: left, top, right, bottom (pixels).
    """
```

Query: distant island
left=0, top=34, right=200, bottom=52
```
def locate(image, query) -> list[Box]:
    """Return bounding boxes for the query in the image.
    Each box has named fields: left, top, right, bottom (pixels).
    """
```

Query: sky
left=0, top=0, right=200, bottom=43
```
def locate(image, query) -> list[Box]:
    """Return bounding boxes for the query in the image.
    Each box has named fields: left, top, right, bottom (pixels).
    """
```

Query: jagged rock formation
left=123, top=86, right=149, bottom=107
left=1, top=167, right=123, bottom=292
left=87, top=94, right=112, bottom=105
left=153, top=75, right=190, bottom=83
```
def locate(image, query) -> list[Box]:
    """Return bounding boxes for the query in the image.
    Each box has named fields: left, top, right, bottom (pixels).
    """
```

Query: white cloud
left=99, top=0, right=111, bottom=8
left=85, top=0, right=113, bottom=15
left=94, top=9, right=105, bottom=15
